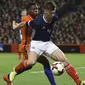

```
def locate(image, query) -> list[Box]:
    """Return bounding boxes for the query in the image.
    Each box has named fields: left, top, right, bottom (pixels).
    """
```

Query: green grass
left=0, top=53, right=85, bottom=85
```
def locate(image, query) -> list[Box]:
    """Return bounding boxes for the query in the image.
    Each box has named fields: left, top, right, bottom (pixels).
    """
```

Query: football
left=51, top=61, right=64, bottom=76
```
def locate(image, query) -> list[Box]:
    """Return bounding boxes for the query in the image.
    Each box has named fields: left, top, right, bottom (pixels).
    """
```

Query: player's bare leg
left=51, top=49, right=85, bottom=85
left=17, top=52, right=22, bottom=60
left=4, top=51, right=38, bottom=82
left=3, top=52, right=58, bottom=85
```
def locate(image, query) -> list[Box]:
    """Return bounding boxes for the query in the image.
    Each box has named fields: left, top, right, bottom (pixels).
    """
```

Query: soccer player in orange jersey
left=13, top=4, right=38, bottom=60
left=3, top=2, right=57, bottom=85
left=19, top=13, right=33, bottom=60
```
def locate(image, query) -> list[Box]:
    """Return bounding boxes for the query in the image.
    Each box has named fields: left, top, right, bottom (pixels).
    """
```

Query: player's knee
left=51, top=49, right=69, bottom=64
left=58, top=51, right=69, bottom=65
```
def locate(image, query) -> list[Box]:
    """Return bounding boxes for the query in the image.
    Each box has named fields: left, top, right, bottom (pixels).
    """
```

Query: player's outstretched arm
left=12, top=21, right=26, bottom=30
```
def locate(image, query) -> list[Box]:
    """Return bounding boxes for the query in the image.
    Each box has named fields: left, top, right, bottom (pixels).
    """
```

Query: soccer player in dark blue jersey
left=3, top=2, right=57, bottom=85
left=7, top=1, right=85, bottom=85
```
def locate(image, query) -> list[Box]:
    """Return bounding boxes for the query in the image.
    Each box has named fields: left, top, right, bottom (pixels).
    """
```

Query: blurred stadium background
left=0, top=0, right=85, bottom=85
left=0, top=0, right=85, bottom=44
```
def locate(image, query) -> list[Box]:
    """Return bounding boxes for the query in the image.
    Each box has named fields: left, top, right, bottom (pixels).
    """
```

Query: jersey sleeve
left=26, top=17, right=39, bottom=29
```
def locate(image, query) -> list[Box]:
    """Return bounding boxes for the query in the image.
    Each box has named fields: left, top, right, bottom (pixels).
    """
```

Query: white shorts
left=29, top=40, right=59, bottom=56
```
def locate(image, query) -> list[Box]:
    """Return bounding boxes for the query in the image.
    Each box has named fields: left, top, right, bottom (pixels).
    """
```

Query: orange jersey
left=20, top=15, right=33, bottom=46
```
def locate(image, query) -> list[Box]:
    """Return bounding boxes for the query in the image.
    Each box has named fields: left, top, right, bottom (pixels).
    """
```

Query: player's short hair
left=44, top=1, right=56, bottom=11
left=26, top=2, right=37, bottom=10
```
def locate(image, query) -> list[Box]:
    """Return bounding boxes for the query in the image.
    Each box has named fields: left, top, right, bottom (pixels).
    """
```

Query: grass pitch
left=0, top=53, right=85, bottom=85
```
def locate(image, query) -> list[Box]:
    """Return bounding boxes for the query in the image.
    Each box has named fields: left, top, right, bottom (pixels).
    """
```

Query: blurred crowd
left=0, top=0, right=85, bottom=44
left=51, top=3, right=85, bottom=44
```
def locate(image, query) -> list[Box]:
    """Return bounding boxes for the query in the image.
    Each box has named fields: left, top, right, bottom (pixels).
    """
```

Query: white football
left=51, top=61, right=64, bottom=76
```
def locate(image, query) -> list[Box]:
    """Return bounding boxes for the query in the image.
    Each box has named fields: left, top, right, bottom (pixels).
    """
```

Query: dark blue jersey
left=27, top=15, right=58, bottom=41
left=26, top=3, right=76, bottom=42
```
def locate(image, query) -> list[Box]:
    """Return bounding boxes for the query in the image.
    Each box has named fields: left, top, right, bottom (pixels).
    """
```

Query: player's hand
left=12, top=20, right=17, bottom=29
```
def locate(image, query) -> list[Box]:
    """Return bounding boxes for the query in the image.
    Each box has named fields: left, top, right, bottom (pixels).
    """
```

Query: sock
left=44, top=65, right=57, bottom=85
left=15, top=60, right=32, bottom=75
left=65, top=64, right=81, bottom=85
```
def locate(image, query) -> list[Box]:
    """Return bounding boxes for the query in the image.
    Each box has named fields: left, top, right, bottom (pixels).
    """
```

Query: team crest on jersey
left=42, top=26, right=45, bottom=29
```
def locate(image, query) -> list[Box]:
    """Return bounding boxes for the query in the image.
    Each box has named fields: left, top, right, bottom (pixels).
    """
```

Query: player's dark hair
left=25, top=2, right=36, bottom=10
left=44, top=1, right=56, bottom=11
